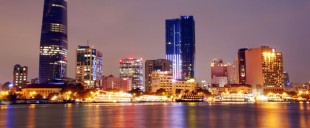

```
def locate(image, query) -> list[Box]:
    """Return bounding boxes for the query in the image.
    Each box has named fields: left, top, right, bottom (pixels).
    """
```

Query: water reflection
left=0, top=102, right=309, bottom=128
left=26, top=105, right=36, bottom=128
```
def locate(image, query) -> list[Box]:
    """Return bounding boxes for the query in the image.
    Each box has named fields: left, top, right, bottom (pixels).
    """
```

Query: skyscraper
left=39, top=0, right=68, bottom=83
left=145, top=59, right=172, bottom=93
left=245, top=46, right=284, bottom=94
left=75, top=45, right=103, bottom=89
left=13, top=64, right=28, bottom=88
left=237, top=48, right=248, bottom=84
left=119, top=57, right=143, bottom=90
left=166, top=16, right=195, bottom=80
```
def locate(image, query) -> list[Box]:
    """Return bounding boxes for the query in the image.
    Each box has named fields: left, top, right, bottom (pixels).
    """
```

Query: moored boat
left=175, top=95, right=204, bottom=102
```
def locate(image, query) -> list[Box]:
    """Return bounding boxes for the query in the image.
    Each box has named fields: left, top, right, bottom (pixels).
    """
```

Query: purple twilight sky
left=0, top=0, right=309, bottom=84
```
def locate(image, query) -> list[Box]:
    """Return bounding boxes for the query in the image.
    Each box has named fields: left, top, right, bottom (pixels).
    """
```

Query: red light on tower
left=128, top=57, right=134, bottom=60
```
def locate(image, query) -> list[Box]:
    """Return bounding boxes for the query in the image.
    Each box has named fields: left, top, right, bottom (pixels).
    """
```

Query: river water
left=0, top=102, right=309, bottom=128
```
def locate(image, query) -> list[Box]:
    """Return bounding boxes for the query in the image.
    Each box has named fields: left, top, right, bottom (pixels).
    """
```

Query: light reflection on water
left=0, top=102, right=309, bottom=128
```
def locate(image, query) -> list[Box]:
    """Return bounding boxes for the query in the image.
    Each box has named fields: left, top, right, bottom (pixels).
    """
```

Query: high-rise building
left=145, top=59, right=172, bottom=93
left=13, top=64, right=28, bottom=88
left=119, top=57, right=143, bottom=90
left=283, top=72, right=290, bottom=86
left=237, top=48, right=248, bottom=84
left=166, top=16, right=195, bottom=80
left=75, top=45, right=103, bottom=89
left=210, top=59, right=236, bottom=87
left=39, top=0, right=68, bottom=83
left=245, top=46, right=284, bottom=94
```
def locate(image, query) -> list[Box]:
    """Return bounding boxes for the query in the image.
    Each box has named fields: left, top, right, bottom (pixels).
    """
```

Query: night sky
left=0, top=0, right=309, bottom=84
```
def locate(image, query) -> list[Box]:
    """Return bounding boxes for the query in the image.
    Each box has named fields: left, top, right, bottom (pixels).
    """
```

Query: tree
left=196, top=87, right=212, bottom=97
left=61, top=83, right=85, bottom=94
left=48, top=92, right=59, bottom=100
left=129, top=88, right=144, bottom=96
left=175, top=89, right=182, bottom=95
left=34, top=94, right=44, bottom=100
left=155, top=88, right=167, bottom=96
left=7, top=92, right=17, bottom=101
left=105, top=88, right=120, bottom=92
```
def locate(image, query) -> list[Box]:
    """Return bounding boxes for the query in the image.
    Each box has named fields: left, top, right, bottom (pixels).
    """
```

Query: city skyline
left=0, top=0, right=309, bottom=84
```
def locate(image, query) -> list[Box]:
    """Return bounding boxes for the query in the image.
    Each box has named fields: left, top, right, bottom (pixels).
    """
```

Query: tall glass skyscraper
left=166, top=16, right=195, bottom=80
left=39, top=0, right=68, bottom=83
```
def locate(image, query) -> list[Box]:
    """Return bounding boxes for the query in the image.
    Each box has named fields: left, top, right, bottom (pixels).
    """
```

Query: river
left=0, top=102, right=309, bottom=128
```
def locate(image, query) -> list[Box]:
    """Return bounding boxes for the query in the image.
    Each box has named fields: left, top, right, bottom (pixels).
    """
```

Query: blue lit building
left=166, top=16, right=195, bottom=80
left=39, top=0, right=68, bottom=83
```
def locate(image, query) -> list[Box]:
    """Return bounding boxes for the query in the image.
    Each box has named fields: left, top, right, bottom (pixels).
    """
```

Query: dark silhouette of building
left=238, top=48, right=248, bottom=84
left=166, top=16, right=195, bottom=80
left=39, top=0, right=68, bottom=83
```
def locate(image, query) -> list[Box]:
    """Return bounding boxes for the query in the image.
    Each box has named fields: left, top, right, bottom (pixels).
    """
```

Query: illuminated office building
left=39, top=0, right=68, bottom=83
left=119, top=57, right=143, bottom=90
left=145, top=59, right=172, bottom=93
left=13, top=64, right=28, bottom=88
left=166, top=16, right=195, bottom=80
left=245, top=46, right=284, bottom=94
left=75, top=45, right=103, bottom=89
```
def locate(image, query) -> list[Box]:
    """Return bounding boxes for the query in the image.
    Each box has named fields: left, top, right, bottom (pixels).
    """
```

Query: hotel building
left=245, top=46, right=284, bottom=94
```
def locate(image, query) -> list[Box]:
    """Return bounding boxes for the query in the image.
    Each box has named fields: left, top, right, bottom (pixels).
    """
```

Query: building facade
left=39, top=0, right=68, bottom=83
left=13, top=64, right=28, bottom=88
left=102, top=75, right=132, bottom=92
left=145, top=59, right=172, bottom=93
left=21, top=84, right=63, bottom=99
left=151, top=71, right=197, bottom=95
left=211, top=59, right=236, bottom=87
left=245, top=46, right=284, bottom=94
left=208, top=84, right=252, bottom=95
left=75, top=45, right=103, bottom=89
left=119, top=57, right=143, bottom=90
left=166, top=16, right=195, bottom=80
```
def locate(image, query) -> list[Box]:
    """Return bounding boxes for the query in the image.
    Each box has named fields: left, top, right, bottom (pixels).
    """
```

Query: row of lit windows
left=50, top=23, right=66, bottom=33
left=40, top=45, right=67, bottom=56
left=52, top=4, right=66, bottom=9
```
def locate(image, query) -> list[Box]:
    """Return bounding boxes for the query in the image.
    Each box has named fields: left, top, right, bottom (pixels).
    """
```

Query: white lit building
left=119, top=57, right=143, bottom=90
left=151, top=71, right=197, bottom=95
left=75, top=45, right=103, bottom=89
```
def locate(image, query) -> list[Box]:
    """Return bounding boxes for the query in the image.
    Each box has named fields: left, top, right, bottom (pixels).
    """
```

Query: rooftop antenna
left=87, top=40, right=89, bottom=46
